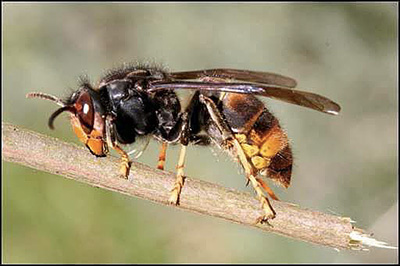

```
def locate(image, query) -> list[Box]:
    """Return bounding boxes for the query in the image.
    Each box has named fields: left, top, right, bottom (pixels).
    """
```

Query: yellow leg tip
left=256, top=199, right=276, bottom=224
left=256, top=213, right=276, bottom=225
left=168, top=189, right=180, bottom=205
left=119, top=161, right=131, bottom=179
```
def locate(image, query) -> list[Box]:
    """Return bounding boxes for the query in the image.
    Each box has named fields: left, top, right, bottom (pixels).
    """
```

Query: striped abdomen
left=221, top=93, right=292, bottom=188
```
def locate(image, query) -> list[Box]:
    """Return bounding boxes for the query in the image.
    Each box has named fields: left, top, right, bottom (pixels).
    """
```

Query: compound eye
left=75, top=91, right=94, bottom=134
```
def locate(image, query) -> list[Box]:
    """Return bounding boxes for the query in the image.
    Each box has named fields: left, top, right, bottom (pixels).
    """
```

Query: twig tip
left=349, top=230, right=397, bottom=250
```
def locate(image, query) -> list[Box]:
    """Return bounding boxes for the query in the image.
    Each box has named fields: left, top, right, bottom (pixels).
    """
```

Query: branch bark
left=2, top=122, right=394, bottom=250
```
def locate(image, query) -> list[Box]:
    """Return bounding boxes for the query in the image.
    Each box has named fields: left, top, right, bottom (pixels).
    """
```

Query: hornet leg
left=199, top=94, right=276, bottom=223
left=157, top=142, right=168, bottom=170
left=106, top=115, right=131, bottom=178
left=167, top=92, right=201, bottom=205
left=168, top=144, right=187, bottom=205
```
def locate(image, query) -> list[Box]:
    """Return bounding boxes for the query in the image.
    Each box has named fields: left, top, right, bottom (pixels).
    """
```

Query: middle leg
left=157, top=142, right=168, bottom=170
left=167, top=92, right=200, bottom=205
left=168, top=144, right=187, bottom=205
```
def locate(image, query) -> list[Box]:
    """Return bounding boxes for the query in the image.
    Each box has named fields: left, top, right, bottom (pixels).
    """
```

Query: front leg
left=105, top=115, right=131, bottom=178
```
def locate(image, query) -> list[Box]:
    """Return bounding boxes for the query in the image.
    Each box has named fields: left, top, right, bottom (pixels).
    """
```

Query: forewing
left=170, top=68, right=297, bottom=88
left=148, top=81, right=340, bottom=115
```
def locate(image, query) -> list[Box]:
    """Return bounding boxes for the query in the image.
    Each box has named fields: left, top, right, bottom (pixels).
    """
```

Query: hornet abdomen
left=221, top=93, right=292, bottom=188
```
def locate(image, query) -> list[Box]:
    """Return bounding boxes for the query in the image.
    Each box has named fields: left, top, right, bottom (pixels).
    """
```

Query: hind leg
left=199, top=94, right=276, bottom=223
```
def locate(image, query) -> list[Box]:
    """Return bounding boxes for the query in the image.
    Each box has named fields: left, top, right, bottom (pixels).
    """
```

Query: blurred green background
left=2, top=3, right=398, bottom=263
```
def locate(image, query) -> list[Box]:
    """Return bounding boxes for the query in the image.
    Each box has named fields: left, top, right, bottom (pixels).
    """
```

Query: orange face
left=70, top=115, right=107, bottom=156
left=67, top=89, right=108, bottom=157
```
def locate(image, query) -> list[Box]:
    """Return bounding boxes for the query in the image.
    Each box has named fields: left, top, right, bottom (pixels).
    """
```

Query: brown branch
left=2, top=122, right=395, bottom=250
